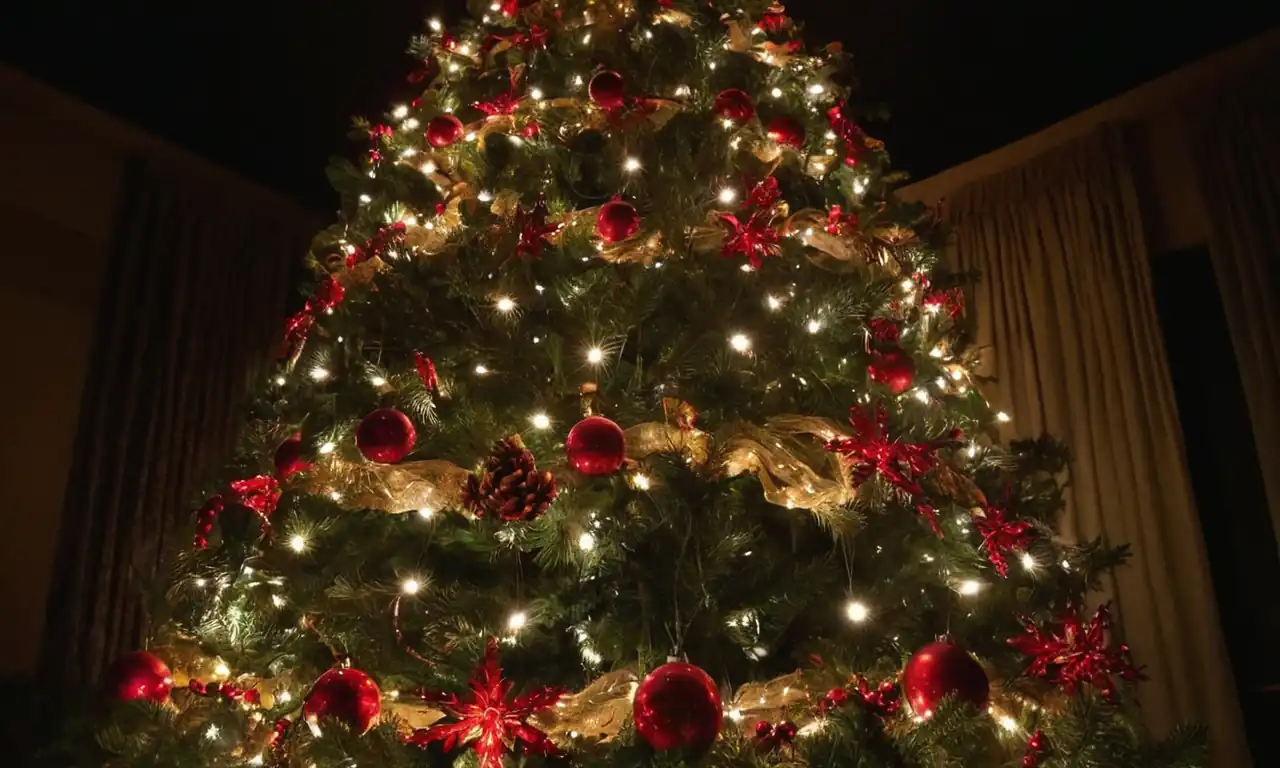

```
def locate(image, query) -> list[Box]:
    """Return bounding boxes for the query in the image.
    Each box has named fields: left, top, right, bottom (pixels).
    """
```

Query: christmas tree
left=52, top=2, right=1206, bottom=766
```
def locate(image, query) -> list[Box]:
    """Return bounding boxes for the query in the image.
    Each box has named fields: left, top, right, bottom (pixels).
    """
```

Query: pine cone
left=461, top=436, right=558, bottom=521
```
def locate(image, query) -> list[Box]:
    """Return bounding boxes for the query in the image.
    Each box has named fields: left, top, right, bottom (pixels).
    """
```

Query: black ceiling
left=3, top=1, right=1276, bottom=213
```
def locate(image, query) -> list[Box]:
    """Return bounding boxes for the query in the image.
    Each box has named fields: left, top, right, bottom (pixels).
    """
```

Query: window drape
left=1189, top=66, right=1280, bottom=554
left=947, top=124, right=1250, bottom=767
left=39, top=156, right=312, bottom=691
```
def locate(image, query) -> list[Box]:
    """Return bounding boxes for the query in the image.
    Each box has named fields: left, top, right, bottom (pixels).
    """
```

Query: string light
left=277, top=690, right=292, bottom=703
left=1020, top=552, right=1037, bottom=571
left=422, top=160, right=437, bottom=175
left=495, top=296, right=517, bottom=313
left=674, top=84, right=690, bottom=96
left=770, top=87, right=783, bottom=98
left=475, top=364, right=490, bottom=375
left=845, top=600, right=870, bottom=623
left=632, top=473, right=651, bottom=490
left=808, top=83, right=825, bottom=95
left=958, top=579, right=982, bottom=596
left=417, top=507, right=435, bottom=520
left=901, top=278, right=915, bottom=292
left=581, top=32, right=592, bottom=44
left=995, top=411, right=1012, bottom=423
left=330, top=490, right=343, bottom=501
left=578, top=532, right=596, bottom=551
left=391, top=105, right=409, bottom=119
left=370, top=375, right=387, bottom=387
left=507, top=611, right=528, bottom=632
left=478, top=189, right=493, bottom=202
left=806, top=318, right=823, bottom=334
left=271, top=594, right=287, bottom=608
left=318, top=441, right=336, bottom=455
left=309, top=367, right=329, bottom=382
left=717, top=187, right=738, bottom=204
left=623, top=157, right=642, bottom=172
left=274, top=376, right=286, bottom=386
left=429, top=18, right=442, bottom=31
left=729, top=333, right=752, bottom=353
left=586, top=347, right=604, bottom=364
left=402, top=578, right=421, bottom=595
left=213, top=661, right=231, bottom=678
left=530, top=87, right=544, bottom=100
left=913, top=388, right=931, bottom=403
left=289, top=534, right=308, bottom=553
left=530, top=412, right=552, bottom=430
left=766, top=294, right=783, bottom=310
left=204, top=724, right=221, bottom=741
left=358, top=194, right=372, bottom=204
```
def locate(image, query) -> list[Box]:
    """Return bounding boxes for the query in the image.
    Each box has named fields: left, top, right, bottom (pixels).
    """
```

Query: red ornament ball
left=274, top=432, right=312, bottom=480
left=356, top=408, right=417, bottom=464
left=425, top=114, right=464, bottom=148
left=302, top=667, right=382, bottom=734
left=105, top=651, right=173, bottom=703
left=903, top=641, right=989, bottom=718
left=713, top=89, right=755, bottom=122
left=566, top=415, right=626, bottom=476
left=766, top=115, right=806, bottom=149
left=633, top=661, right=723, bottom=753
left=596, top=200, right=640, bottom=243
left=588, top=70, right=626, bottom=110
left=868, top=347, right=916, bottom=395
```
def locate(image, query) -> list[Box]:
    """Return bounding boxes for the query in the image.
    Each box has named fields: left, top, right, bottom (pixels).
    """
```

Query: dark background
left=2, top=1, right=1277, bottom=213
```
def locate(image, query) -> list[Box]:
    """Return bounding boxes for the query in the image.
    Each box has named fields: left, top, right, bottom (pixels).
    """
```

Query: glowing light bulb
left=806, top=318, right=822, bottom=334
left=530, top=412, right=551, bottom=430
left=496, top=296, right=516, bottom=313
left=771, top=87, right=783, bottom=98
left=358, top=194, right=372, bottom=204
left=718, top=187, right=737, bottom=204
left=530, top=87, right=544, bottom=100
left=913, top=388, right=931, bottom=403
left=721, top=118, right=734, bottom=129
left=478, top=189, right=494, bottom=202
left=271, top=594, right=287, bottom=608
left=845, top=600, right=870, bottom=623
left=318, top=441, right=335, bottom=455
left=277, top=690, right=292, bottom=703
left=586, top=347, right=604, bottom=364
left=422, top=161, right=437, bottom=175
left=403, top=117, right=420, bottom=130
left=370, top=375, right=386, bottom=387
left=465, top=131, right=477, bottom=142
left=573, top=74, right=584, bottom=87
left=402, top=578, right=421, bottom=595
left=289, top=535, right=307, bottom=553
left=1020, top=552, right=1037, bottom=571
left=644, top=29, right=653, bottom=40
left=623, top=157, right=641, bottom=172
left=995, top=411, right=1012, bottom=423
left=632, top=473, right=651, bottom=490
left=417, top=507, right=435, bottom=520
left=578, top=532, right=596, bottom=551
left=901, top=278, right=915, bottom=292
left=729, top=333, right=752, bottom=352
left=274, top=376, right=286, bottom=386
left=998, top=714, right=1019, bottom=732
left=808, top=83, right=825, bottom=95
left=205, top=724, right=220, bottom=741
left=474, top=364, right=489, bottom=375
left=392, top=105, right=409, bottom=119
left=766, top=295, right=783, bottom=310
left=958, top=579, right=982, bottom=596
left=310, top=367, right=329, bottom=381
left=507, top=611, right=528, bottom=631
left=429, top=18, right=442, bottom=32
left=674, top=85, right=690, bottom=96
left=213, top=662, right=231, bottom=678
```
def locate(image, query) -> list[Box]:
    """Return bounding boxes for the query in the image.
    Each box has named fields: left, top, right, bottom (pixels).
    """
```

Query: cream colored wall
left=0, top=64, right=312, bottom=676
left=897, top=29, right=1280, bottom=254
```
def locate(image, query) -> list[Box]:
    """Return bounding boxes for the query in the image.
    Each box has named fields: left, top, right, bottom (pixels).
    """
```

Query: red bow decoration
left=406, top=638, right=566, bottom=768
left=753, top=720, right=798, bottom=753
left=853, top=675, right=901, bottom=717
left=867, top=317, right=901, bottom=345
left=414, top=351, right=439, bottom=391
left=1022, top=730, right=1050, bottom=768
left=825, top=204, right=857, bottom=236
left=473, top=68, right=524, bottom=118
left=513, top=194, right=560, bottom=257
left=824, top=403, right=961, bottom=534
left=716, top=177, right=783, bottom=268
left=1008, top=603, right=1146, bottom=702
left=973, top=495, right=1034, bottom=577
left=923, top=287, right=965, bottom=319
left=756, top=4, right=790, bottom=33
left=281, top=275, right=346, bottom=357
left=192, top=494, right=224, bottom=550
left=827, top=101, right=867, bottom=167
left=230, top=475, right=281, bottom=518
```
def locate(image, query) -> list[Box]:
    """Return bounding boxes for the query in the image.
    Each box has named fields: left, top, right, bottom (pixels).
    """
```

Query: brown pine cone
left=461, top=436, right=558, bottom=521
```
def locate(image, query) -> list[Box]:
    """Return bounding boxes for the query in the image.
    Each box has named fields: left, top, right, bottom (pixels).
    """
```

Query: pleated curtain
left=946, top=124, right=1250, bottom=767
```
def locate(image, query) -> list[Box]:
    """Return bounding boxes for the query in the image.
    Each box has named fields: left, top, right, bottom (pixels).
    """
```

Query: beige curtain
left=1189, top=66, right=1280, bottom=551
left=947, top=124, right=1249, bottom=767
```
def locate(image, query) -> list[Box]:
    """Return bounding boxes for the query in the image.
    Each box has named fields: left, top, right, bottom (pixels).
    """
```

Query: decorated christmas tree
left=52, top=1, right=1206, bottom=766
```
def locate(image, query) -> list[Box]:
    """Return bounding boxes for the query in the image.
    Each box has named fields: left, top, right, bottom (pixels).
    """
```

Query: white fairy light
left=717, top=187, right=737, bottom=204
left=770, top=87, right=783, bottom=98
left=507, top=611, right=528, bottom=632
left=845, top=600, right=870, bottom=623
left=674, top=84, right=690, bottom=96
left=392, top=105, right=409, bottom=119
left=271, top=594, right=287, bottom=608
left=428, top=18, right=442, bottom=31
left=578, top=532, right=596, bottom=551
left=996, top=411, right=1012, bottom=423
left=998, top=713, right=1019, bottom=732
left=204, top=724, right=220, bottom=741
left=318, top=441, right=335, bottom=455
left=422, top=160, right=437, bottom=175
left=530, top=412, right=551, bottom=430
left=417, top=507, right=435, bottom=520
left=309, top=366, right=329, bottom=382
left=289, top=534, right=307, bottom=553
left=496, top=296, right=517, bottom=313
left=478, top=189, right=494, bottom=202
left=403, top=117, right=420, bottom=130
left=806, top=318, right=823, bottom=334
left=1020, top=552, right=1037, bottom=571
left=721, top=118, right=734, bottom=129
left=623, top=157, right=641, bottom=172
left=913, top=388, right=931, bottom=403
left=632, top=473, right=651, bottom=490
left=369, top=375, right=386, bottom=387
left=358, top=194, right=372, bottom=204
left=966, top=442, right=978, bottom=458
left=901, top=278, right=915, bottom=292
left=727, top=332, right=752, bottom=353
left=402, top=578, right=421, bottom=595
left=958, top=579, right=982, bottom=596
left=277, top=690, right=292, bottom=703
left=586, top=347, right=604, bottom=364
left=766, top=295, right=783, bottom=310
left=213, top=662, right=231, bottom=678
left=473, top=364, right=491, bottom=376
left=274, top=376, right=286, bottom=386
left=808, top=83, right=825, bottom=95
left=530, top=87, right=544, bottom=101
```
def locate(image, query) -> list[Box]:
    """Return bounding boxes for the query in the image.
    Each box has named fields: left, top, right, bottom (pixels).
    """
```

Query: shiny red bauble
left=868, top=347, right=916, bottom=395
left=425, top=114, right=465, bottom=148
left=105, top=651, right=173, bottom=703
left=765, top=115, right=806, bottom=149
left=302, top=666, right=382, bottom=733
left=566, top=415, right=626, bottom=476
left=356, top=408, right=416, bottom=464
left=588, top=70, right=626, bottom=110
left=274, top=432, right=312, bottom=480
left=902, top=641, right=989, bottom=718
left=633, top=661, right=722, bottom=752
left=713, top=89, right=755, bottom=122
left=595, top=200, right=640, bottom=243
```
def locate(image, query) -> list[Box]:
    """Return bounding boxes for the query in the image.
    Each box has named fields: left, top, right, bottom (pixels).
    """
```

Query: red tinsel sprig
left=825, top=204, right=857, bottom=236
left=187, top=679, right=262, bottom=707
left=346, top=222, right=408, bottom=269
left=923, top=286, right=965, bottom=319
left=867, top=317, right=901, bottom=345
left=716, top=177, right=784, bottom=268
left=513, top=194, right=561, bottom=257
left=826, top=101, right=867, bottom=166
left=473, top=68, right=524, bottom=117
left=753, top=720, right=798, bottom=753
left=414, top=351, right=439, bottom=391
left=1023, top=730, right=1050, bottom=767
left=973, top=495, right=1035, bottom=578
left=405, top=638, right=566, bottom=768
left=281, top=275, right=346, bottom=357
left=853, top=675, right=901, bottom=717
left=192, top=494, right=224, bottom=550
left=823, top=403, right=961, bottom=534
left=1008, top=603, right=1146, bottom=702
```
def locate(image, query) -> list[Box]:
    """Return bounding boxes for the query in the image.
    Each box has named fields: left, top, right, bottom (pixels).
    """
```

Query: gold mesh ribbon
left=305, top=459, right=473, bottom=515
left=532, top=668, right=640, bottom=741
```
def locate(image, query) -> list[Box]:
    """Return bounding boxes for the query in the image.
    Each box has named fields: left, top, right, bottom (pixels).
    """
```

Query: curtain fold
left=947, top=124, right=1249, bottom=767
left=39, top=156, right=311, bottom=691
left=1189, top=66, right=1280, bottom=552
